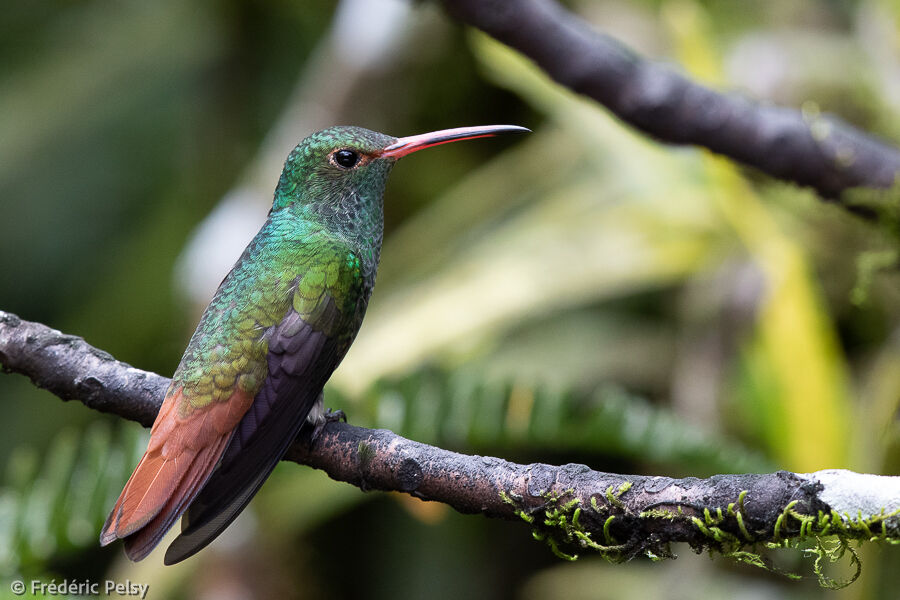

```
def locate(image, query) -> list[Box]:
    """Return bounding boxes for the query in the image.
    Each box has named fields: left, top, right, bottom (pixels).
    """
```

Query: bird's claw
left=324, top=408, right=347, bottom=423
left=311, top=408, right=347, bottom=441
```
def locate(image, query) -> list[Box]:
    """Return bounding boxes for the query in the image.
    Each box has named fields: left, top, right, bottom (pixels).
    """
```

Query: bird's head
left=272, top=124, right=529, bottom=215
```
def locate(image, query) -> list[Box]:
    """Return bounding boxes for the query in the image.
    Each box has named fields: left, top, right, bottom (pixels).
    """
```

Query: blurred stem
left=438, top=0, right=900, bottom=206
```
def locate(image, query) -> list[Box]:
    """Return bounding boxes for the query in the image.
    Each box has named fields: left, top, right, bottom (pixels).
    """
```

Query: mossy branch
left=1, top=310, right=898, bottom=586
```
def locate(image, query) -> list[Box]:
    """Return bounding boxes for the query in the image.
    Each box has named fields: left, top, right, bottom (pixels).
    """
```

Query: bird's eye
left=333, top=149, right=359, bottom=169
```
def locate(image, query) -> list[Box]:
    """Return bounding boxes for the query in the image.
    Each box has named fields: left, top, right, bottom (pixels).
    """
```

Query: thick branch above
left=2, top=310, right=898, bottom=565
left=439, top=0, right=900, bottom=203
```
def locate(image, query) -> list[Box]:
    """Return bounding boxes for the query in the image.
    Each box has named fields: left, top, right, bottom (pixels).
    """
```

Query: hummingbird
left=99, top=124, right=528, bottom=564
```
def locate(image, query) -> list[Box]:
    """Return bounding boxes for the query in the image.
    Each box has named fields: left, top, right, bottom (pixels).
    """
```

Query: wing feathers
left=163, top=311, right=344, bottom=563
left=103, top=243, right=365, bottom=563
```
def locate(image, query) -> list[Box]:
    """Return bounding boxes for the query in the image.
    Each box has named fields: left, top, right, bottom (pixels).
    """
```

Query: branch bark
left=438, top=0, right=900, bottom=204
left=2, top=309, right=898, bottom=565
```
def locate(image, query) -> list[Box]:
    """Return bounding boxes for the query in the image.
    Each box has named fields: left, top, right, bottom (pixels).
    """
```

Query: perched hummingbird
left=100, top=124, right=528, bottom=564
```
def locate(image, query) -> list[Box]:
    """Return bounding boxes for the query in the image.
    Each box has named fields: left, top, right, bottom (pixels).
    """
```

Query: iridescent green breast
left=171, top=211, right=366, bottom=416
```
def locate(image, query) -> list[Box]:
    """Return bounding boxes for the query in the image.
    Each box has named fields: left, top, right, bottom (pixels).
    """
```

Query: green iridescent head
left=273, top=126, right=398, bottom=215
left=273, top=124, right=529, bottom=215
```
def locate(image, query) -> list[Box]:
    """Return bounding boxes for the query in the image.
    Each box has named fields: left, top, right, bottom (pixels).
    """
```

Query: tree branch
left=439, top=0, right=900, bottom=204
left=0, top=311, right=165, bottom=427
left=2, top=309, right=898, bottom=567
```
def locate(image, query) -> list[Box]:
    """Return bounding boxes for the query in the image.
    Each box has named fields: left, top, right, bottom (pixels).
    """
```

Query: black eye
left=333, top=149, right=359, bottom=169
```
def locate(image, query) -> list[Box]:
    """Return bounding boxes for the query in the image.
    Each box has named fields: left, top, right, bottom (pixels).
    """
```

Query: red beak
left=380, top=125, right=530, bottom=158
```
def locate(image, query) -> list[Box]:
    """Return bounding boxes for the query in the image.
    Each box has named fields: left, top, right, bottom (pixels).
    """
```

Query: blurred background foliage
left=1, top=0, right=898, bottom=598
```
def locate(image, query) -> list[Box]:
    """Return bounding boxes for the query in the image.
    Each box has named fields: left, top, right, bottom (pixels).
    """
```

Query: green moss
left=502, top=485, right=899, bottom=589
left=693, top=494, right=900, bottom=589
left=356, top=441, right=375, bottom=471
left=500, top=482, right=661, bottom=564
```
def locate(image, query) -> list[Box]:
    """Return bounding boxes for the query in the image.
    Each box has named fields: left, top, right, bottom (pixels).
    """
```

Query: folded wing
left=164, top=251, right=365, bottom=564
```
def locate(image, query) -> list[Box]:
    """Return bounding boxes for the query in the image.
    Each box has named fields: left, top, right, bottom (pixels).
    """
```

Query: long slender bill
left=380, top=125, right=530, bottom=158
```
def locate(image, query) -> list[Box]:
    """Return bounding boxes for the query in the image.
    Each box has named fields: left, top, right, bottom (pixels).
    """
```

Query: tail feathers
left=162, top=383, right=324, bottom=564
left=100, top=386, right=254, bottom=561
left=122, top=437, right=229, bottom=561
left=163, top=454, right=272, bottom=565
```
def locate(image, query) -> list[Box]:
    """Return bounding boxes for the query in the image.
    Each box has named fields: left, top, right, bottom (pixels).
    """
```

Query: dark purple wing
left=163, top=300, right=353, bottom=564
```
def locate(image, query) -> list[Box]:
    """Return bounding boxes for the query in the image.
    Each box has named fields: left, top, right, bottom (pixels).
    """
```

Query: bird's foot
left=310, top=408, right=347, bottom=441
left=324, top=408, right=347, bottom=423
